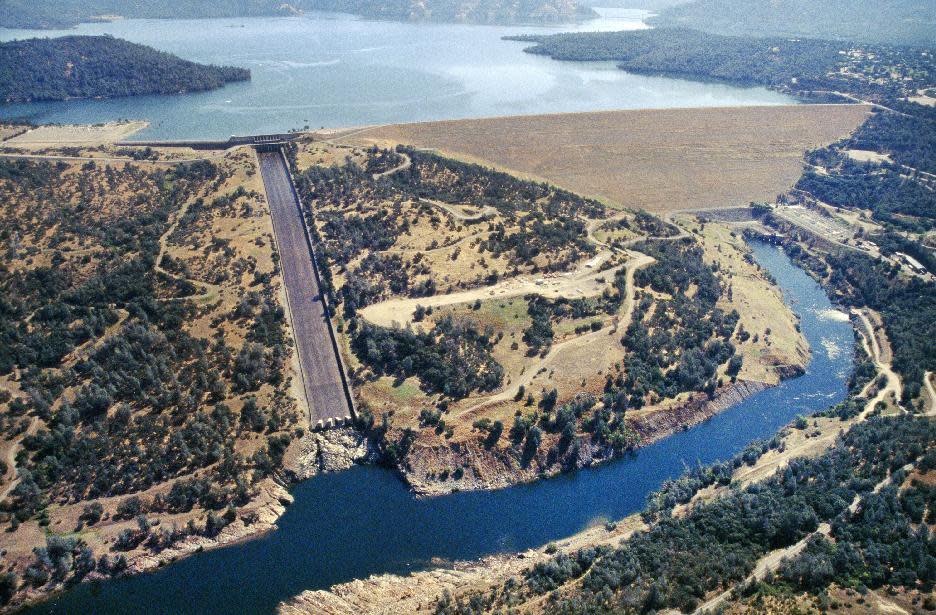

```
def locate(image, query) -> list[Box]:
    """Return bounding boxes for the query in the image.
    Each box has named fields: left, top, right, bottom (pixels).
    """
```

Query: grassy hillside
left=0, top=146, right=308, bottom=610
left=0, top=0, right=596, bottom=28
left=648, top=0, right=936, bottom=46
left=0, top=36, right=249, bottom=103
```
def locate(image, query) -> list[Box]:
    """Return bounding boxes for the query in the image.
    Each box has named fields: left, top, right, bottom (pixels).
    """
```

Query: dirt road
left=371, top=151, right=411, bottom=179
left=923, top=371, right=936, bottom=416
left=423, top=198, right=497, bottom=222
left=695, top=461, right=912, bottom=614
left=853, top=308, right=902, bottom=417
left=462, top=251, right=654, bottom=414
left=358, top=250, right=623, bottom=327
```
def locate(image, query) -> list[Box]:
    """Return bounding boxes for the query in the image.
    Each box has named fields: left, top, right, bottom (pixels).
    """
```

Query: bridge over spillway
left=255, top=147, right=355, bottom=429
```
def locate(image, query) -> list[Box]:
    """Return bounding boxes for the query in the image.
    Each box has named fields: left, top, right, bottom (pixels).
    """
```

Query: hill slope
left=510, top=27, right=935, bottom=105
left=648, top=0, right=936, bottom=46
left=0, top=0, right=595, bottom=28
left=0, top=36, right=250, bottom=103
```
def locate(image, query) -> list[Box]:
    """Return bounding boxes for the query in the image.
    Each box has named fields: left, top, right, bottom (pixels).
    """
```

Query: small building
left=895, top=252, right=927, bottom=275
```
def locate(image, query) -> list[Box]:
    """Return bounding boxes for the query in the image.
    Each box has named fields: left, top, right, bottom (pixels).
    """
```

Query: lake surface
left=26, top=241, right=853, bottom=614
left=0, top=10, right=795, bottom=140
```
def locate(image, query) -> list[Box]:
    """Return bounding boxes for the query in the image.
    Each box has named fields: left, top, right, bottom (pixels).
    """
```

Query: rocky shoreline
left=279, top=514, right=648, bottom=615
left=9, top=373, right=802, bottom=612
left=401, top=374, right=801, bottom=497
left=274, top=370, right=815, bottom=615
left=7, top=428, right=378, bottom=614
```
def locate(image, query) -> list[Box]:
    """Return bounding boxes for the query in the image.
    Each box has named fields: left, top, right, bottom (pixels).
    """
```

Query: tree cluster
left=0, top=36, right=249, bottom=103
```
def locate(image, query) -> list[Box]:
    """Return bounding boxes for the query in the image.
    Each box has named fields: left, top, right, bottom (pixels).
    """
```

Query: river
left=0, top=9, right=794, bottom=140
left=24, top=241, right=853, bottom=614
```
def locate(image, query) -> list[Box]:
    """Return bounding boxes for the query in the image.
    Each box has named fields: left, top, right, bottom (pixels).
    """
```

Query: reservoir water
left=0, top=10, right=795, bottom=140
left=26, top=241, right=854, bottom=614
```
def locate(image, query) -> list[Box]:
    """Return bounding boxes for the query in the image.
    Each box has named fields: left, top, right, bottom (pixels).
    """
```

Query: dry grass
left=0, top=147, right=304, bottom=604
left=328, top=105, right=870, bottom=213
left=0, top=124, right=29, bottom=142
left=2, top=121, right=147, bottom=148
left=682, top=218, right=809, bottom=385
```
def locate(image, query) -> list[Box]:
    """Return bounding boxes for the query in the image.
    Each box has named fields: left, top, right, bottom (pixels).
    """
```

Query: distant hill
left=0, top=0, right=596, bottom=28
left=0, top=0, right=283, bottom=28
left=0, top=36, right=250, bottom=104
left=508, top=26, right=935, bottom=105
left=306, top=0, right=597, bottom=23
left=510, top=28, right=845, bottom=85
left=648, top=0, right=935, bottom=46
left=577, top=0, right=690, bottom=10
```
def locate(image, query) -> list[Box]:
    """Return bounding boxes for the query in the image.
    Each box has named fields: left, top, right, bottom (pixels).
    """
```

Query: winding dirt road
left=371, top=151, right=411, bottom=179
left=853, top=308, right=903, bottom=416
left=923, top=371, right=936, bottom=416
left=462, top=251, right=654, bottom=414
left=358, top=250, right=624, bottom=327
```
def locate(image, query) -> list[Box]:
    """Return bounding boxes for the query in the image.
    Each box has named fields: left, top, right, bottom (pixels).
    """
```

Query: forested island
left=0, top=36, right=250, bottom=103
left=0, top=0, right=594, bottom=29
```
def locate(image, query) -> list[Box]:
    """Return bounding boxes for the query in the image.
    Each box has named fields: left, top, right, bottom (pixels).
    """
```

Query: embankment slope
left=328, top=105, right=870, bottom=213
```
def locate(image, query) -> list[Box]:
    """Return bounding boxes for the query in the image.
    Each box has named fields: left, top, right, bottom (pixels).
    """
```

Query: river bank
left=401, top=378, right=779, bottom=497
left=20, top=240, right=853, bottom=615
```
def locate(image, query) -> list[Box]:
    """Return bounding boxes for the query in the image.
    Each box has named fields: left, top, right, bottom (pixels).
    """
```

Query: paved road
left=257, top=150, right=352, bottom=427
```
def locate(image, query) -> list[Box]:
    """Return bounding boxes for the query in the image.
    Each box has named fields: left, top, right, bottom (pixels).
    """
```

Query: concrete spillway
left=257, top=149, right=353, bottom=428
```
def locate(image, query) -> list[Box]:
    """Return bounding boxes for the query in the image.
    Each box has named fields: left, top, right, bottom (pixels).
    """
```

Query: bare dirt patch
left=358, top=249, right=621, bottom=327
left=843, top=148, right=893, bottom=164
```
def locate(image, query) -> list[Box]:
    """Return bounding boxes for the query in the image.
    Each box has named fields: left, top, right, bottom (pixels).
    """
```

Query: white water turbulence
left=817, top=308, right=851, bottom=322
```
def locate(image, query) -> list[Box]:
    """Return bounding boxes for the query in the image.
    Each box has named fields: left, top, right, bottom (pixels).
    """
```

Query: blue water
left=0, top=9, right=795, bottom=140
left=25, top=241, right=853, bottom=614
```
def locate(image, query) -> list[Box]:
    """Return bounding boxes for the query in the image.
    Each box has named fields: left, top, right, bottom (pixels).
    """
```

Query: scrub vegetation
left=0, top=148, right=303, bottom=608
left=290, top=140, right=805, bottom=496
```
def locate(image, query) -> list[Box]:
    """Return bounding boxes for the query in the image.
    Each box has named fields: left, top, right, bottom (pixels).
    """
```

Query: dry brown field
left=1, top=121, right=147, bottom=148
left=328, top=105, right=870, bottom=213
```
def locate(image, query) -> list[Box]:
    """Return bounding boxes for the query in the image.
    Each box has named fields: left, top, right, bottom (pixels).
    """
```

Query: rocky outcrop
left=280, top=554, right=525, bottom=615
left=629, top=380, right=769, bottom=444
left=285, top=426, right=379, bottom=481
left=122, top=479, right=292, bottom=575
